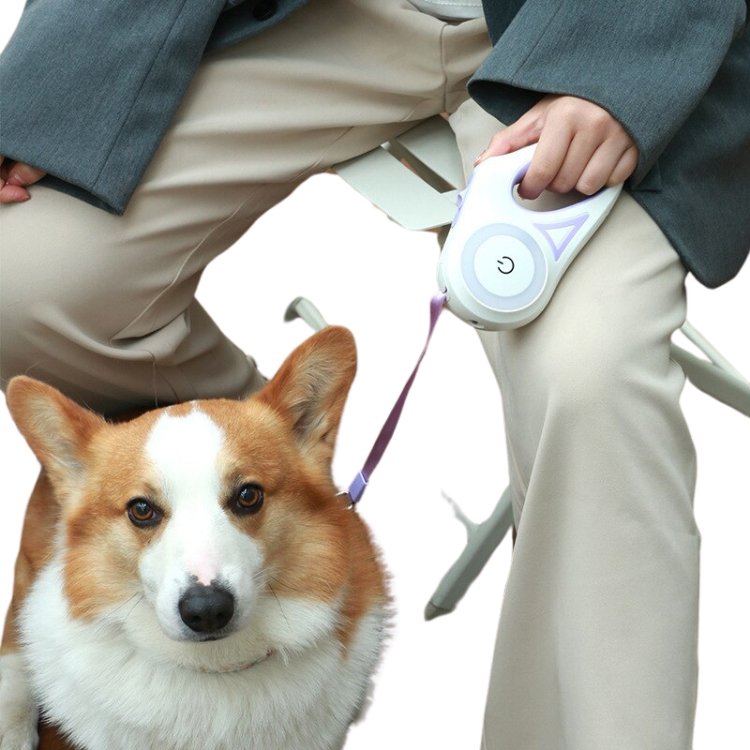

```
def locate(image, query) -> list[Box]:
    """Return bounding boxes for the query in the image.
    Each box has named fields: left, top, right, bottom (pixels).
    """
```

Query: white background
left=1, top=5, right=748, bottom=749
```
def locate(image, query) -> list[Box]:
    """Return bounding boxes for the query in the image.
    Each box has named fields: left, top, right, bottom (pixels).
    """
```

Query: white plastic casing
left=437, top=143, right=623, bottom=330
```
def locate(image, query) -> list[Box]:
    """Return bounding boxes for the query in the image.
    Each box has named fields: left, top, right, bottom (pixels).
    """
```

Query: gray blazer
left=1, top=0, right=748, bottom=288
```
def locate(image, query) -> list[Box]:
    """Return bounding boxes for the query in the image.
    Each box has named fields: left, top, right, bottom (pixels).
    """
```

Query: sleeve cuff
left=0, top=0, right=226, bottom=215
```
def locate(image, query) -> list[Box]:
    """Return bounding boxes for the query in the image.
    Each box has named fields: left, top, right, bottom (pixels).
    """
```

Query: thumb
left=6, top=161, right=46, bottom=187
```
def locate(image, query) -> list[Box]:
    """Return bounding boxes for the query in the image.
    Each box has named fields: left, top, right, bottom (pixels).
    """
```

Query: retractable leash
left=341, top=143, right=623, bottom=507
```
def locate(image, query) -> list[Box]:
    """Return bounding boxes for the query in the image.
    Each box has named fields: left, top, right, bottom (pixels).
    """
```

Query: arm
left=0, top=0, right=227, bottom=212
left=471, top=0, right=748, bottom=194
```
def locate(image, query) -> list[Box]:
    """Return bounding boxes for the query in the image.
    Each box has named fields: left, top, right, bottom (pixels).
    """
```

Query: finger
left=5, top=161, right=46, bottom=187
left=575, top=140, right=631, bottom=195
left=547, top=131, right=601, bottom=194
left=475, top=120, right=536, bottom=166
left=606, top=145, right=639, bottom=186
left=0, top=154, right=5, bottom=192
left=518, top=123, right=573, bottom=200
left=474, top=107, right=546, bottom=165
left=0, top=183, right=31, bottom=203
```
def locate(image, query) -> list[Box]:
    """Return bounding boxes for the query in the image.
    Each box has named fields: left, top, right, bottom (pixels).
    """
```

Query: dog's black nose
left=178, top=583, right=235, bottom=634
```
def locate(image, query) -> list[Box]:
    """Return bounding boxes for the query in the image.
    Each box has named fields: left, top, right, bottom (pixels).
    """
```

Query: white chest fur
left=19, top=562, right=387, bottom=750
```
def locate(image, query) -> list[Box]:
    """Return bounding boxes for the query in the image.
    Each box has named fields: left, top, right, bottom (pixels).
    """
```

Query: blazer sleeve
left=0, top=0, right=226, bottom=214
left=469, top=0, right=748, bottom=187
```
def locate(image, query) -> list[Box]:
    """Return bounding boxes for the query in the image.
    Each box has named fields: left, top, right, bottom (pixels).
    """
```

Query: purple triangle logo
left=533, top=214, right=589, bottom=261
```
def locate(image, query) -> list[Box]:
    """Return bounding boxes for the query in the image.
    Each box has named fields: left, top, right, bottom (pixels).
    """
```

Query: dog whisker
left=267, top=583, right=291, bottom=633
left=89, top=593, right=141, bottom=636
left=121, top=595, right=144, bottom=626
left=267, top=575, right=307, bottom=595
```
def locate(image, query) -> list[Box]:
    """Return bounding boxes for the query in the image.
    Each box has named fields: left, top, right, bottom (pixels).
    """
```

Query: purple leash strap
left=344, top=290, right=448, bottom=506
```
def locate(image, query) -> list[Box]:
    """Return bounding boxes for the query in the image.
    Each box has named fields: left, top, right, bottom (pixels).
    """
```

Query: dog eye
left=127, top=498, right=162, bottom=528
left=231, top=484, right=264, bottom=516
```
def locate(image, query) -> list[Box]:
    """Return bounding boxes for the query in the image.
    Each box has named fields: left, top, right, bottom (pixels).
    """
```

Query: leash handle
left=345, top=290, right=448, bottom=506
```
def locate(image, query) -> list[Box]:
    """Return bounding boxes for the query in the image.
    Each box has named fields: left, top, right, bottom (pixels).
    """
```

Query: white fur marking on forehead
left=144, top=407, right=225, bottom=499
left=140, top=407, right=265, bottom=634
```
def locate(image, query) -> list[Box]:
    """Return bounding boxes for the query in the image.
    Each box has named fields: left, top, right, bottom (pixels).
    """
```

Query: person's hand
left=0, top=154, right=46, bottom=203
left=475, top=94, right=638, bottom=200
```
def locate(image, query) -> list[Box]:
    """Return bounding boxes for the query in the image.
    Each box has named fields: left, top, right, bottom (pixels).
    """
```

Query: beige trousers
left=0, top=0, right=699, bottom=747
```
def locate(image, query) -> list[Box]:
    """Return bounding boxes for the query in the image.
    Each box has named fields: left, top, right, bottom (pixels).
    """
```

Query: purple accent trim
left=452, top=171, right=475, bottom=228
left=346, top=290, right=447, bottom=504
left=533, top=214, right=589, bottom=261
left=511, top=161, right=532, bottom=191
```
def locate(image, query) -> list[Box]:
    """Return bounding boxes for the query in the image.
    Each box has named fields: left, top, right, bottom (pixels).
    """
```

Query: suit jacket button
left=253, top=0, right=277, bottom=20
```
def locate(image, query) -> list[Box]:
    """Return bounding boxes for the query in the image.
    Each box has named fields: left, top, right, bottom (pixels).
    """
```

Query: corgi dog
left=0, top=326, right=390, bottom=750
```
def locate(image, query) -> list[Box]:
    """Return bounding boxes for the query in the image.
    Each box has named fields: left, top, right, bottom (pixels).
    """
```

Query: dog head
left=7, top=326, right=383, bottom=672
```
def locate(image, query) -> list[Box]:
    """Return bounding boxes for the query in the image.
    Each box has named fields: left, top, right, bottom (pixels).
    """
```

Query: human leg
left=449, top=99, right=699, bottom=750
left=0, top=2, right=493, bottom=743
left=0, top=0, right=490, bottom=415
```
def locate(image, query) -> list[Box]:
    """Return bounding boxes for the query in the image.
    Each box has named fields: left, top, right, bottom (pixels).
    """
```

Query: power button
left=473, top=234, right=536, bottom=297
left=460, top=224, right=547, bottom=311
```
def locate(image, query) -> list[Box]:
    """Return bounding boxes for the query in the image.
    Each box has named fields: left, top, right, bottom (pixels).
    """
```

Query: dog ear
left=255, top=326, right=357, bottom=467
left=6, top=376, right=105, bottom=491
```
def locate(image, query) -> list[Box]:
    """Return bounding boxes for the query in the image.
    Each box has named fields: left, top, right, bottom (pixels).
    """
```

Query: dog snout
left=178, top=583, right=235, bottom=635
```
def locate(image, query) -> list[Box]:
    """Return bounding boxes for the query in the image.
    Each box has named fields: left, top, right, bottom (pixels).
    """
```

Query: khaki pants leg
left=449, top=100, right=699, bottom=750
left=0, top=0, right=493, bottom=704
left=0, top=0, right=490, bottom=415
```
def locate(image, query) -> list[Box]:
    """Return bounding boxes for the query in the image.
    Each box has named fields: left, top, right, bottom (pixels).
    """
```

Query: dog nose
left=178, top=583, right=235, bottom=634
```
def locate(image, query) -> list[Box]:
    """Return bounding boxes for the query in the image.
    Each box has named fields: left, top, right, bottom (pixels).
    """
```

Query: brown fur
left=1, top=471, right=59, bottom=656
left=2, top=406, right=162, bottom=748
left=37, top=722, right=75, bottom=750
